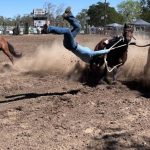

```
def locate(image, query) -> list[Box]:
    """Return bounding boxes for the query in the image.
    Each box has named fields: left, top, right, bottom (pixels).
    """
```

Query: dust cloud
left=121, top=35, right=150, bottom=88
left=122, top=46, right=148, bottom=77
left=14, top=41, right=84, bottom=75
left=13, top=35, right=149, bottom=88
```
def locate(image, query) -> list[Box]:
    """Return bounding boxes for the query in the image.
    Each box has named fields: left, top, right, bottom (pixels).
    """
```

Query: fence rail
left=0, top=26, right=150, bottom=38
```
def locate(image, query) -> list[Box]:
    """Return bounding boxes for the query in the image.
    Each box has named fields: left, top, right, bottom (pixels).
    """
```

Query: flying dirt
left=0, top=34, right=149, bottom=149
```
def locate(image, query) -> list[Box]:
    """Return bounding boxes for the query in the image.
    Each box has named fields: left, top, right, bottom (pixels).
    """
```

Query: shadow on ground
left=122, top=78, right=150, bottom=98
left=87, top=128, right=150, bottom=150
left=2, top=89, right=80, bottom=103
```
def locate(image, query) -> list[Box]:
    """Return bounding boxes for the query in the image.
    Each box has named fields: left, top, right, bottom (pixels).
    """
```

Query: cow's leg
left=112, top=67, right=118, bottom=84
left=100, top=66, right=111, bottom=84
left=144, top=47, right=150, bottom=76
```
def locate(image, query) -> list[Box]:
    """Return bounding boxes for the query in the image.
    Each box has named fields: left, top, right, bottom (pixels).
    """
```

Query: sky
left=0, top=0, right=123, bottom=18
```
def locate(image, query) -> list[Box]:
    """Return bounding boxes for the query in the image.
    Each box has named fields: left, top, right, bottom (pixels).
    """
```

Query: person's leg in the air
left=47, top=26, right=77, bottom=50
left=47, top=26, right=110, bottom=63
left=62, top=7, right=81, bottom=38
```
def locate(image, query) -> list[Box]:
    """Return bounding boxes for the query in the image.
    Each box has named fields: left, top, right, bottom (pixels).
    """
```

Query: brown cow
left=90, top=24, right=134, bottom=84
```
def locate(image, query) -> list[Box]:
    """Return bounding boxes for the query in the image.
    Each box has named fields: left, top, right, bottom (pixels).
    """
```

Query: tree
left=76, top=9, right=88, bottom=30
left=44, top=2, right=55, bottom=24
left=55, top=4, right=64, bottom=17
left=86, top=2, right=124, bottom=27
left=140, top=0, right=150, bottom=11
left=0, top=16, right=5, bottom=25
left=21, top=15, right=32, bottom=26
left=140, top=0, right=150, bottom=22
left=44, top=1, right=64, bottom=25
left=117, top=0, right=142, bottom=23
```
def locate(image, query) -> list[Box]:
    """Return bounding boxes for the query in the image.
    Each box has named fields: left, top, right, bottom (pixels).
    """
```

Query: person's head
left=123, top=23, right=134, bottom=42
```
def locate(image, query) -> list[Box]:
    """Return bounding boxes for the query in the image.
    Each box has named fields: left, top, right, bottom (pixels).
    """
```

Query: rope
left=103, top=42, right=150, bottom=72
left=103, top=36, right=150, bottom=72
left=109, top=42, right=150, bottom=50
left=108, top=38, right=123, bottom=50
left=135, top=43, right=150, bottom=47
left=110, top=43, right=128, bottom=50
left=104, top=38, right=125, bottom=72
left=104, top=55, right=123, bottom=72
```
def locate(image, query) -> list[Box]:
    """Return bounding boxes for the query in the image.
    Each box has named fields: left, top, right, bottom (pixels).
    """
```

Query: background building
left=32, top=9, right=48, bottom=27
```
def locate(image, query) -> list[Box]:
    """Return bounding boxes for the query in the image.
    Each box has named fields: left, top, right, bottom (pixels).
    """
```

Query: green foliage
left=87, top=2, right=106, bottom=26
left=86, top=2, right=124, bottom=26
left=140, top=11, right=150, bottom=22
left=117, top=0, right=142, bottom=23
left=76, top=9, right=88, bottom=29
left=0, top=16, right=5, bottom=25
left=105, top=6, right=124, bottom=25
left=140, top=0, right=150, bottom=22
left=140, top=0, right=150, bottom=11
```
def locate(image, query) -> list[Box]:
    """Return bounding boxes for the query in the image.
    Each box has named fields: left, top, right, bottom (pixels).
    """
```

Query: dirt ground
left=0, top=34, right=150, bottom=150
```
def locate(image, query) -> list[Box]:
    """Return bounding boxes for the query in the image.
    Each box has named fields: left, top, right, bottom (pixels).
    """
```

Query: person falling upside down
left=41, top=7, right=111, bottom=63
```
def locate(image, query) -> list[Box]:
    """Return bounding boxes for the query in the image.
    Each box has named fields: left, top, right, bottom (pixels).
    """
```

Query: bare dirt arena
left=0, top=34, right=150, bottom=150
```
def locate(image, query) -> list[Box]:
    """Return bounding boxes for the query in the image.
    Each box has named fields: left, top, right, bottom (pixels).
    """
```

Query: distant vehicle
left=80, top=30, right=85, bottom=34
left=7, top=30, right=13, bottom=35
left=19, top=28, right=24, bottom=35
left=29, top=27, right=38, bottom=34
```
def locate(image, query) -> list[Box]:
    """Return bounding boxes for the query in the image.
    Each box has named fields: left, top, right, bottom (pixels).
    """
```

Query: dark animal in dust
left=90, top=24, right=134, bottom=83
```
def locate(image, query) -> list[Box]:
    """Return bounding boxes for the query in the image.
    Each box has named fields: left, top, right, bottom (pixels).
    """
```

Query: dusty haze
left=13, top=35, right=150, bottom=88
